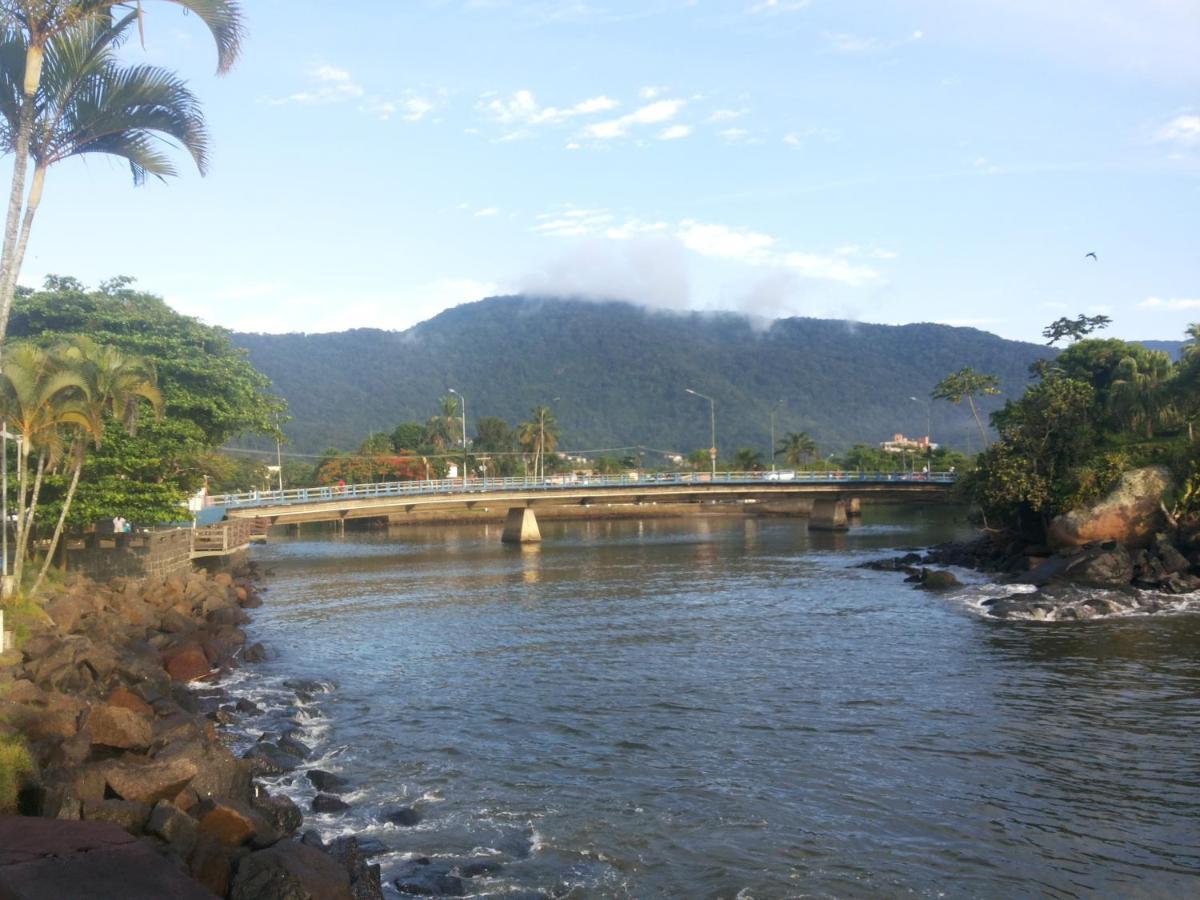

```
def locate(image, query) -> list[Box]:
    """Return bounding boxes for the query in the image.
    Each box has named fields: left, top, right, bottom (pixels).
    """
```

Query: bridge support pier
left=809, top=498, right=849, bottom=531
left=502, top=508, right=541, bottom=544
left=847, top=497, right=862, bottom=518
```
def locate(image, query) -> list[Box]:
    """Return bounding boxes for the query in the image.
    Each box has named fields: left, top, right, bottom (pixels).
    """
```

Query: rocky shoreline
left=862, top=529, right=1200, bottom=621
left=0, top=564, right=383, bottom=899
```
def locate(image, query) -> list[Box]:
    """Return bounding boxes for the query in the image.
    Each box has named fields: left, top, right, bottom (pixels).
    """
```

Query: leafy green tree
left=7, top=278, right=283, bottom=521
left=1042, top=313, right=1112, bottom=346
left=932, top=367, right=1001, bottom=447
left=967, top=377, right=1096, bottom=535
left=775, top=431, right=817, bottom=468
left=474, top=415, right=516, bottom=476
left=390, top=421, right=423, bottom=451
left=359, top=431, right=394, bottom=455
left=0, top=0, right=244, bottom=346
left=594, top=455, right=622, bottom=474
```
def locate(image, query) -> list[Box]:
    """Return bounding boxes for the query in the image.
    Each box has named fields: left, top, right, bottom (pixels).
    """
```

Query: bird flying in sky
left=1085, top=252, right=1098, bottom=260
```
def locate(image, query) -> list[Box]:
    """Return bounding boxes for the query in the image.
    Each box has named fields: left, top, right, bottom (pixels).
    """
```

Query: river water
left=227, top=507, right=1200, bottom=898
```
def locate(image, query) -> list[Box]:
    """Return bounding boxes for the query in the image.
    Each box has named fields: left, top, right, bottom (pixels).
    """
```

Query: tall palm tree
left=775, top=431, right=817, bottom=468
left=0, top=340, right=88, bottom=584
left=0, top=14, right=208, bottom=297
left=31, top=336, right=161, bottom=592
left=1107, top=350, right=1174, bottom=438
left=518, top=405, right=559, bottom=479
left=0, top=0, right=243, bottom=347
left=732, top=447, right=763, bottom=471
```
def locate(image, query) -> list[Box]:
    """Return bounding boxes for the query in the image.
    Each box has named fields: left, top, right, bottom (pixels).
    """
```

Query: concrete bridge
left=207, top=471, right=955, bottom=542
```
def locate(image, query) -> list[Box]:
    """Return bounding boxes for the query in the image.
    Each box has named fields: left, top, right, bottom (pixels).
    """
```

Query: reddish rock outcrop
left=1047, top=466, right=1173, bottom=550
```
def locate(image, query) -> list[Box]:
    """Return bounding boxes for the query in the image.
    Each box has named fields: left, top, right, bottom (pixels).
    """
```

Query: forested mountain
left=233, top=296, right=1059, bottom=458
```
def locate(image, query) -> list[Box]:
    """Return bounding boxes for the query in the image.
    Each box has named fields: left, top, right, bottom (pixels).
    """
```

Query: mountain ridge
left=230, top=296, right=1124, bottom=457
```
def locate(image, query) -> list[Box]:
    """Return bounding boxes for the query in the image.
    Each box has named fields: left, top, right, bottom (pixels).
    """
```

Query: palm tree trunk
left=967, top=395, right=988, bottom=447
left=10, top=166, right=46, bottom=285
left=0, top=46, right=44, bottom=348
left=14, top=448, right=45, bottom=586
left=32, top=452, right=81, bottom=595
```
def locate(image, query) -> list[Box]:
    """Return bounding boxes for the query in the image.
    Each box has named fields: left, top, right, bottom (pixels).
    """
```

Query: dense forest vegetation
left=233, top=296, right=1082, bottom=457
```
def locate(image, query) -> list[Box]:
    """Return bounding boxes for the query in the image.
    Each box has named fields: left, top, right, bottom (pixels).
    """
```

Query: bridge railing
left=208, top=470, right=956, bottom=511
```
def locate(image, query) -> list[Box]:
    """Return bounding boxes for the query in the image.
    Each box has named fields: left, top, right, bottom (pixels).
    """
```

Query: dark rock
left=102, top=756, right=198, bottom=804
left=230, top=841, right=353, bottom=900
left=459, top=859, right=503, bottom=878
left=917, top=569, right=961, bottom=590
left=1064, top=543, right=1134, bottom=588
left=392, top=857, right=466, bottom=897
left=146, top=800, right=199, bottom=857
left=306, top=769, right=350, bottom=793
left=313, top=793, right=351, bottom=813
left=328, top=836, right=386, bottom=900
left=242, top=642, right=268, bottom=662
left=242, top=742, right=302, bottom=777
left=383, top=805, right=422, bottom=827
left=279, top=733, right=312, bottom=759
left=235, top=698, right=262, bottom=715
left=0, top=817, right=215, bottom=899
left=249, top=787, right=302, bottom=840
left=1153, top=533, right=1190, bottom=575
left=80, top=798, right=152, bottom=834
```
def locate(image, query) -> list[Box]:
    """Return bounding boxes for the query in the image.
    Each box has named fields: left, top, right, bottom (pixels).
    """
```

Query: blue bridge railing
left=208, top=470, right=956, bottom=512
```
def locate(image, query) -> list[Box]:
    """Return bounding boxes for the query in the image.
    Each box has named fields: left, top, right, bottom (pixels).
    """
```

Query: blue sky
left=12, top=0, right=1200, bottom=343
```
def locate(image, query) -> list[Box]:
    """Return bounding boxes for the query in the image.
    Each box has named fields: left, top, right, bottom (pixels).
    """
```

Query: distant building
left=881, top=433, right=938, bottom=453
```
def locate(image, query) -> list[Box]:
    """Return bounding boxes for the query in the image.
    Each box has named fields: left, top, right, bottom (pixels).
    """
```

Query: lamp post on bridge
left=910, top=396, right=932, bottom=475
left=685, top=388, right=717, bottom=477
left=769, top=398, right=785, bottom=473
left=448, top=388, right=468, bottom=488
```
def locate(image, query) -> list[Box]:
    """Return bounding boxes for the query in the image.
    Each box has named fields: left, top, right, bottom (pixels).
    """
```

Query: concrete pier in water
left=502, top=508, right=542, bottom=543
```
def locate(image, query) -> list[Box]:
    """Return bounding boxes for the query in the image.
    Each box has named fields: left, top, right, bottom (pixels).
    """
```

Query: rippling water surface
left=233, top=507, right=1200, bottom=898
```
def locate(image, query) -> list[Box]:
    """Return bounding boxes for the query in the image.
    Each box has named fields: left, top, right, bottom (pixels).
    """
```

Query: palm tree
left=0, top=0, right=243, bottom=347
left=775, top=431, right=817, bottom=468
left=0, top=14, right=209, bottom=299
left=732, top=447, right=763, bottom=471
left=31, top=336, right=161, bottom=593
left=0, top=340, right=88, bottom=585
left=518, top=405, right=559, bottom=479
left=1107, top=351, right=1174, bottom=438
left=932, top=367, right=1001, bottom=447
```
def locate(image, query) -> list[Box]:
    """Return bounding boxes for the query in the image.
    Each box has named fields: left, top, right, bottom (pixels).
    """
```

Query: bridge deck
left=209, top=472, right=954, bottom=527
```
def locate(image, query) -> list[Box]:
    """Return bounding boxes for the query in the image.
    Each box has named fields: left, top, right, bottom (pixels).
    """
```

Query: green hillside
left=232, top=296, right=1058, bottom=458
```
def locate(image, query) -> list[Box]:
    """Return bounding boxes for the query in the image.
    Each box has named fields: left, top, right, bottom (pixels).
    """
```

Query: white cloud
left=479, top=89, right=619, bottom=129
left=269, top=64, right=364, bottom=105
left=361, top=91, right=438, bottom=122
left=719, top=127, right=751, bottom=143
left=676, top=220, right=775, bottom=263
left=475, top=207, right=500, bottom=217
left=783, top=126, right=840, bottom=148
left=1140, top=296, right=1200, bottom=310
left=531, top=207, right=886, bottom=287
left=581, top=99, right=685, bottom=140
left=1154, top=114, right=1200, bottom=146
left=658, top=124, right=692, bottom=140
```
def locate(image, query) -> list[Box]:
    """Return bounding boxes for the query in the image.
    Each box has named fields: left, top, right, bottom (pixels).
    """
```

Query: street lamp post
left=448, top=388, right=468, bottom=488
left=910, top=396, right=932, bottom=474
left=685, top=388, right=717, bottom=477
left=769, top=398, right=785, bottom=473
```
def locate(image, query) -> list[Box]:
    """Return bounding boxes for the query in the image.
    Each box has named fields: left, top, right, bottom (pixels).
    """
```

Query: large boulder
left=230, top=841, right=354, bottom=900
left=1047, top=466, right=1173, bottom=550
left=102, top=756, right=199, bottom=804
left=161, top=642, right=211, bottom=683
left=84, top=703, right=153, bottom=752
